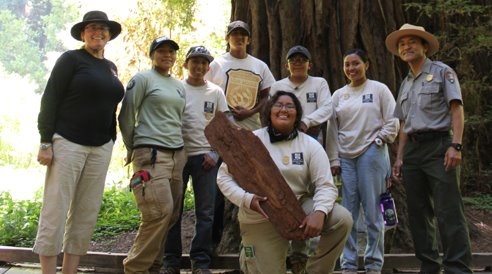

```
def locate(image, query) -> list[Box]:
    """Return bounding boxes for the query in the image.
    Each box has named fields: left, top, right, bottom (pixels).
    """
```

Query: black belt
left=133, top=145, right=183, bottom=152
left=407, top=131, right=449, bottom=142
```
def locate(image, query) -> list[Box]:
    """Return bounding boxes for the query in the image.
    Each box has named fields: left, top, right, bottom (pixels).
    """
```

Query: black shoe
left=161, top=266, right=180, bottom=274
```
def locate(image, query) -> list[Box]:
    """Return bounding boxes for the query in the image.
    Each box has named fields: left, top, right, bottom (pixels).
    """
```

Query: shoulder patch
left=126, top=79, right=135, bottom=90
left=445, top=71, right=456, bottom=84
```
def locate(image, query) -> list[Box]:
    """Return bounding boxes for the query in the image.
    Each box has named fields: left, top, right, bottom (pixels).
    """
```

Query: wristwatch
left=374, top=137, right=384, bottom=147
left=449, top=143, right=462, bottom=151
left=40, top=143, right=52, bottom=151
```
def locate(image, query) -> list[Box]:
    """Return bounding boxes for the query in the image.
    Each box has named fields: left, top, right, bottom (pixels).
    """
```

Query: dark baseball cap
left=149, top=36, right=179, bottom=57
left=286, top=45, right=312, bottom=60
left=227, top=20, right=251, bottom=36
left=185, top=46, right=214, bottom=63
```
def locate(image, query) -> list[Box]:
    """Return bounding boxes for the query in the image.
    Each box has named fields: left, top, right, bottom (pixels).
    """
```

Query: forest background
left=0, top=0, right=490, bottom=253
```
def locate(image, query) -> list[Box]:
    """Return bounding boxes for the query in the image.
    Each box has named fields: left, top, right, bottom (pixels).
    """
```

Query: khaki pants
left=239, top=203, right=352, bottom=274
left=33, top=134, right=113, bottom=256
left=124, top=147, right=186, bottom=274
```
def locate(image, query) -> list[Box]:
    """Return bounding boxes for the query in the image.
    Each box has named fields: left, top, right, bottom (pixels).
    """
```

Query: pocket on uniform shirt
left=418, top=81, right=443, bottom=111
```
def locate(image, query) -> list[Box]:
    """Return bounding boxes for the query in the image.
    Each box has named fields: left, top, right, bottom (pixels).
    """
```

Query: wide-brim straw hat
left=70, top=10, right=121, bottom=41
left=385, top=23, right=439, bottom=56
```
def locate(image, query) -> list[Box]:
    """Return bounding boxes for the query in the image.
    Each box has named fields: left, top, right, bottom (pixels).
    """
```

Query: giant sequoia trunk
left=217, top=0, right=491, bottom=254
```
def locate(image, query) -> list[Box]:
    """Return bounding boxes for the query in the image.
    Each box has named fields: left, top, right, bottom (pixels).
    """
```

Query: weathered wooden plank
left=1, top=246, right=491, bottom=272
left=204, top=111, right=307, bottom=241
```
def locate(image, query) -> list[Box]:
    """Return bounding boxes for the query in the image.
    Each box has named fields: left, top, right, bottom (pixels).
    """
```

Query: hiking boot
left=366, top=270, right=381, bottom=274
left=161, top=266, right=180, bottom=274
left=290, top=260, right=307, bottom=274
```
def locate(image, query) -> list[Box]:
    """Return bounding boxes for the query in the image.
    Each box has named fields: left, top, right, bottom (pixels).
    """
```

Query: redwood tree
left=216, top=0, right=491, bottom=254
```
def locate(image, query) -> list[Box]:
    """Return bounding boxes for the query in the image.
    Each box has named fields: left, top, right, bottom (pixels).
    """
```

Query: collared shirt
left=394, top=58, right=462, bottom=134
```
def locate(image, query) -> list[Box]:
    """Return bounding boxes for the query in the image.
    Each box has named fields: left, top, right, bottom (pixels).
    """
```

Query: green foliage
left=0, top=116, right=37, bottom=168
left=463, top=194, right=492, bottom=211
left=183, top=184, right=195, bottom=211
left=119, top=0, right=198, bottom=81
left=0, top=0, right=78, bottom=92
left=92, top=184, right=140, bottom=240
left=0, top=10, right=45, bottom=90
left=0, top=191, right=41, bottom=247
left=41, top=0, right=78, bottom=52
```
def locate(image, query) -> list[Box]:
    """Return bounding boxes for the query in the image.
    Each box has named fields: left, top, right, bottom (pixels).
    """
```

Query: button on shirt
left=394, top=58, right=462, bottom=134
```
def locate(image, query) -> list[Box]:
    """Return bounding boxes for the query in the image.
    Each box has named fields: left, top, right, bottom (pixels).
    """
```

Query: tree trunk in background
left=218, top=0, right=491, bottom=254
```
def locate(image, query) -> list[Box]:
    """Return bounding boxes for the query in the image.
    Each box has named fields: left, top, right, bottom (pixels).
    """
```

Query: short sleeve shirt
left=394, top=58, right=462, bottom=134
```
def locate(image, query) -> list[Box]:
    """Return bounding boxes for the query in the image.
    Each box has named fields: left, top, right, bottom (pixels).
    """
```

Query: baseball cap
left=149, top=36, right=179, bottom=57
left=185, top=46, right=214, bottom=63
left=227, top=20, right=251, bottom=36
left=286, top=45, right=312, bottom=60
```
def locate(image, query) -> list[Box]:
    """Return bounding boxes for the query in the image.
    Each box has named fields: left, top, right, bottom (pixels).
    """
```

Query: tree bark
left=220, top=0, right=491, bottom=254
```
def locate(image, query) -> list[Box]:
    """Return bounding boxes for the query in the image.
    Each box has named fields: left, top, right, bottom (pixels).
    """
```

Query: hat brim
left=186, top=53, right=214, bottom=63
left=70, top=20, right=122, bottom=41
left=287, top=52, right=311, bottom=60
left=226, top=27, right=251, bottom=37
left=385, top=29, right=439, bottom=56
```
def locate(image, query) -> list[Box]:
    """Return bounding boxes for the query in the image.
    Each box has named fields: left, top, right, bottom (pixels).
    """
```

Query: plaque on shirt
left=225, top=69, right=261, bottom=110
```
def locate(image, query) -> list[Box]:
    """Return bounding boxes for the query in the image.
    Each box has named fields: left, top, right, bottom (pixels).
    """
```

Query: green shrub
left=183, top=184, right=195, bottom=211
left=0, top=182, right=198, bottom=246
left=0, top=191, right=41, bottom=247
left=463, top=194, right=492, bottom=211
left=92, top=184, right=141, bottom=240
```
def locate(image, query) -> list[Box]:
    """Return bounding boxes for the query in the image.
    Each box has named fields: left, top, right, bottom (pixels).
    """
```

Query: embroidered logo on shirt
left=126, top=79, right=136, bottom=90
left=204, top=101, right=215, bottom=113
left=111, top=68, right=118, bottom=78
left=291, top=152, right=304, bottom=165
left=204, top=101, right=215, bottom=120
left=362, top=94, right=373, bottom=103
left=446, top=71, right=456, bottom=84
left=306, top=92, right=317, bottom=103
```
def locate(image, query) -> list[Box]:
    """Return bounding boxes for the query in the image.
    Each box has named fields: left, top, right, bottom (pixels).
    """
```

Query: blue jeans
left=163, top=154, right=218, bottom=269
left=339, top=143, right=388, bottom=271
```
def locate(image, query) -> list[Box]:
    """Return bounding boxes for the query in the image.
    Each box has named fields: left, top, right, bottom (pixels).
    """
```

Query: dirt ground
left=89, top=205, right=492, bottom=254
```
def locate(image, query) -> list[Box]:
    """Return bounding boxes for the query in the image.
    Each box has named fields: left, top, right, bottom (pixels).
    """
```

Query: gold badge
left=426, top=74, right=433, bottom=82
left=282, top=155, right=290, bottom=165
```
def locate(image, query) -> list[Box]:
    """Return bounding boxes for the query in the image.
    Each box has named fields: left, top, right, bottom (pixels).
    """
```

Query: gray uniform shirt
left=394, top=58, right=462, bottom=134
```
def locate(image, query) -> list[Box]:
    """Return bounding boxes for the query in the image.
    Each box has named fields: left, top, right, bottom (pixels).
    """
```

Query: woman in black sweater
left=34, top=11, right=124, bottom=274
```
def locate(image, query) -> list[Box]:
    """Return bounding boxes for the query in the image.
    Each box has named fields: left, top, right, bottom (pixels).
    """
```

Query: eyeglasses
left=84, top=24, right=110, bottom=32
left=288, top=56, right=309, bottom=64
left=272, top=103, right=296, bottom=111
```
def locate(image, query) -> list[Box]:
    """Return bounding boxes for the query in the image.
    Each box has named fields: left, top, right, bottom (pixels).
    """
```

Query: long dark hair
left=262, top=91, right=303, bottom=129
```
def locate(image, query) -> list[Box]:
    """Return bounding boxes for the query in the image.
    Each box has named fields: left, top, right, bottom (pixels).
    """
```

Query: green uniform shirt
left=119, top=69, right=186, bottom=154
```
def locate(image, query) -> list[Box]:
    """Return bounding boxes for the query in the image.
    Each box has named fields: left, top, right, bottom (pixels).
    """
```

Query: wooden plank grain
left=204, top=111, right=307, bottom=241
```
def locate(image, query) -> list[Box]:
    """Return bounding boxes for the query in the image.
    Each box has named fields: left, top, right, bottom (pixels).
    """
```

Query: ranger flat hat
left=385, top=23, right=439, bottom=56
